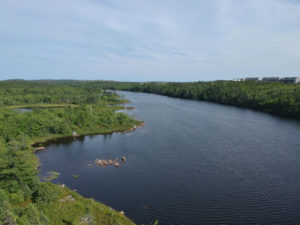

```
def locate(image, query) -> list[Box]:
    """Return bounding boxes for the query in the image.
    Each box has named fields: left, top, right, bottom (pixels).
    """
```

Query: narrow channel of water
left=13, top=108, right=33, bottom=113
left=36, top=91, right=300, bottom=225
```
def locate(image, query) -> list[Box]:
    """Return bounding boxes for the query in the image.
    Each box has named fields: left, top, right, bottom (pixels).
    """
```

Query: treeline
left=0, top=80, right=121, bottom=106
left=95, top=81, right=300, bottom=119
left=0, top=80, right=137, bottom=225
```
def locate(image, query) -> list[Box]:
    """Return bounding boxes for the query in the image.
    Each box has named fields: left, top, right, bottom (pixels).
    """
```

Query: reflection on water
left=37, top=91, right=300, bottom=225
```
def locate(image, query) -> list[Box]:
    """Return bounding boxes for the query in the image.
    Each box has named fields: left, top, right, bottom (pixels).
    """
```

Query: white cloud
left=0, top=0, right=300, bottom=81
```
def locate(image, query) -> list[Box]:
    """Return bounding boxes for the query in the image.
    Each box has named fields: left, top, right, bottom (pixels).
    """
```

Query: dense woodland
left=96, top=81, right=300, bottom=119
left=0, top=80, right=140, bottom=225
left=0, top=79, right=298, bottom=224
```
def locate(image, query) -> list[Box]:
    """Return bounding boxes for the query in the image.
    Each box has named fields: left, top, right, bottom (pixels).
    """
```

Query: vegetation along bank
left=1, top=79, right=298, bottom=224
left=95, top=80, right=300, bottom=119
left=0, top=80, right=143, bottom=225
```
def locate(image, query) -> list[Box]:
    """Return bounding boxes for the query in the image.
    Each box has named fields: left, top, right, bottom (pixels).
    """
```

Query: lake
left=36, top=91, right=300, bottom=225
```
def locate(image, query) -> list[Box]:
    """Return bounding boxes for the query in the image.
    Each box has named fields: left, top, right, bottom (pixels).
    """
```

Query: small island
left=72, top=174, right=80, bottom=179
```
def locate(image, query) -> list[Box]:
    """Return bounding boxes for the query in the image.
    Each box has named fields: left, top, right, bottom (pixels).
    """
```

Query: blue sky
left=1, top=0, right=300, bottom=81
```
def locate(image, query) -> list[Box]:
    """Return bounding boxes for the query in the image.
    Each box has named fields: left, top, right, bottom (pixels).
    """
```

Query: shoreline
left=0, top=81, right=140, bottom=225
left=32, top=121, right=145, bottom=224
left=32, top=121, right=145, bottom=149
left=116, top=90, right=300, bottom=121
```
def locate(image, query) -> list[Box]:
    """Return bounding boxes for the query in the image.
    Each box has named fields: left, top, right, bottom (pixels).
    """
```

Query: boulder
left=34, top=147, right=45, bottom=152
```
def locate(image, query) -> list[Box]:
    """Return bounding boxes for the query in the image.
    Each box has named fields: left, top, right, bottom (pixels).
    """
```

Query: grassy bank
left=31, top=122, right=143, bottom=147
left=0, top=81, right=140, bottom=225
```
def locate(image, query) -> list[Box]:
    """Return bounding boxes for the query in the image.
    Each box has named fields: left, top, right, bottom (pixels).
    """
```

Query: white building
left=232, top=76, right=300, bottom=84
left=232, top=78, right=245, bottom=81
left=281, top=77, right=300, bottom=84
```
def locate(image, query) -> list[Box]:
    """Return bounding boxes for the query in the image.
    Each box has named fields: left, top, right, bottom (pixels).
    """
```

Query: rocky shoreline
left=127, top=122, right=146, bottom=132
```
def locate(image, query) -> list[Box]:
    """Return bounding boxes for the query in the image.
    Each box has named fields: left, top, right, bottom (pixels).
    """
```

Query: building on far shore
left=262, top=77, right=280, bottom=82
left=232, top=78, right=245, bottom=81
left=245, top=77, right=260, bottom=81
left=233, top=76, right=300, bottom=84
left=281, top=77, right=300, bottom=84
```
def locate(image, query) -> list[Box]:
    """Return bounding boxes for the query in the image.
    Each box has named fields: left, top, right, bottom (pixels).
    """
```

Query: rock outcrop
left=94, top=156, right=127, bottom=168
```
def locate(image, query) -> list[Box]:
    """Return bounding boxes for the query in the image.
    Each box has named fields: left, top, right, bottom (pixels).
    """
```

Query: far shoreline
left=32, top=121, right=145, bottom=150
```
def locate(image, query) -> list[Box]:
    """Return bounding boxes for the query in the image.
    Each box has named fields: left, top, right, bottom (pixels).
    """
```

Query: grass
left=43, top=171, right=60, bottom=182
left=0, top=98, right=141, bottom=224
left=39, top=183, right=135, bottom=225
left=30, top=121, right=142, bottom=147
left=0, top=82, right=146, bottom=225
left=27, top=103, right=141, bottom=224
left=31, top=118, right=144, bottom=224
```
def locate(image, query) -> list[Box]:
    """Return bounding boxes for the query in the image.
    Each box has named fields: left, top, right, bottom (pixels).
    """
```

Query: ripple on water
left=36, top=91, right=300, bottom=225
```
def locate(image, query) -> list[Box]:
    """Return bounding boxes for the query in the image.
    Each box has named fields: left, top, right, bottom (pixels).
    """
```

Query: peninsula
left=0, top=80, right=141, bottom=225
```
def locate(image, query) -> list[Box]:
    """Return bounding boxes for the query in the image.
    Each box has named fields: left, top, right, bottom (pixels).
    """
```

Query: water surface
left=37, top=91, right=300, bottom=225
left=13, top=108, right=33, bottom=113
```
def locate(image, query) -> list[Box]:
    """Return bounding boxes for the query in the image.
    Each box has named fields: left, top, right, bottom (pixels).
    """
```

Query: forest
left=1, top=79, right=298, bottom=224
left=95, top=80, right=300, bottom=119
left=0, top=80, right=140, bottom=225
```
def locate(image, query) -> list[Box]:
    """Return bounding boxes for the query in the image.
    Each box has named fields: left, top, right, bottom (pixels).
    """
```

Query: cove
left=36, top=91, right=300, bottom=225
